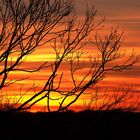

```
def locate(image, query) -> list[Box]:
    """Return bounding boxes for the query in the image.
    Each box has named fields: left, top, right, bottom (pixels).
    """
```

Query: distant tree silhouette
left=0, top=0, right=137, bottom=112
left=84, top=85, right=140, bottom=112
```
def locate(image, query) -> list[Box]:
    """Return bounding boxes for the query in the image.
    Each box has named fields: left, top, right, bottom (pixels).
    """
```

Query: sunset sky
left=77, top=0, right=140, bottom=110
left=65, top=0, right=140, bottom=111
left=1, top=0, right=140, bottom=112
left=95, top=0, right=140, bottom=90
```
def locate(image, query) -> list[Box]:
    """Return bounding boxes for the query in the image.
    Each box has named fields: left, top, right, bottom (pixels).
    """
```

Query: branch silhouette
left=0, top=0, right=138, bottom=112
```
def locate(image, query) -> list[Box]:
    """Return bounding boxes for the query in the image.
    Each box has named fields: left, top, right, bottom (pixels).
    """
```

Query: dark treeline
left=0, top=110, right=140, bottom=140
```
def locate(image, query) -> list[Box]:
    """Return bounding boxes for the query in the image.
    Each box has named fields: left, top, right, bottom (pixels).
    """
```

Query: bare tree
left=0, top=0, right=73, bottom=110
left=0, top=0, right=73, bottom=87
left=0, top=0, right=137, bottom=112
left=84, top=85, right=140, bottom=112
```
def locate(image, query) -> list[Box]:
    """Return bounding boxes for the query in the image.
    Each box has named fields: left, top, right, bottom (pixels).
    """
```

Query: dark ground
left=0, top=110, right=140, bottom=140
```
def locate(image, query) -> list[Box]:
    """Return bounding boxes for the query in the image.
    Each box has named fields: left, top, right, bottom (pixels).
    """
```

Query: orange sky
left=1, top=0, right=140, bottom=112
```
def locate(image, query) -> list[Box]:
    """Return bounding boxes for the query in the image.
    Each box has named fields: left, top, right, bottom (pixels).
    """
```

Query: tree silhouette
left=84, top=85, right=140, bottom=112
left=0, top=0, right=137, bottom=112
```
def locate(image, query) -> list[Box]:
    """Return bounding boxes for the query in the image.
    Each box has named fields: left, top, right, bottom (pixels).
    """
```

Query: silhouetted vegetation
left=0, top=0, right=138, bottom=112
left=0, top=110, right=140, bottom=139
left=84, top=85, right=140, bottom=112
left=0, top=1, right=139, bottom=139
